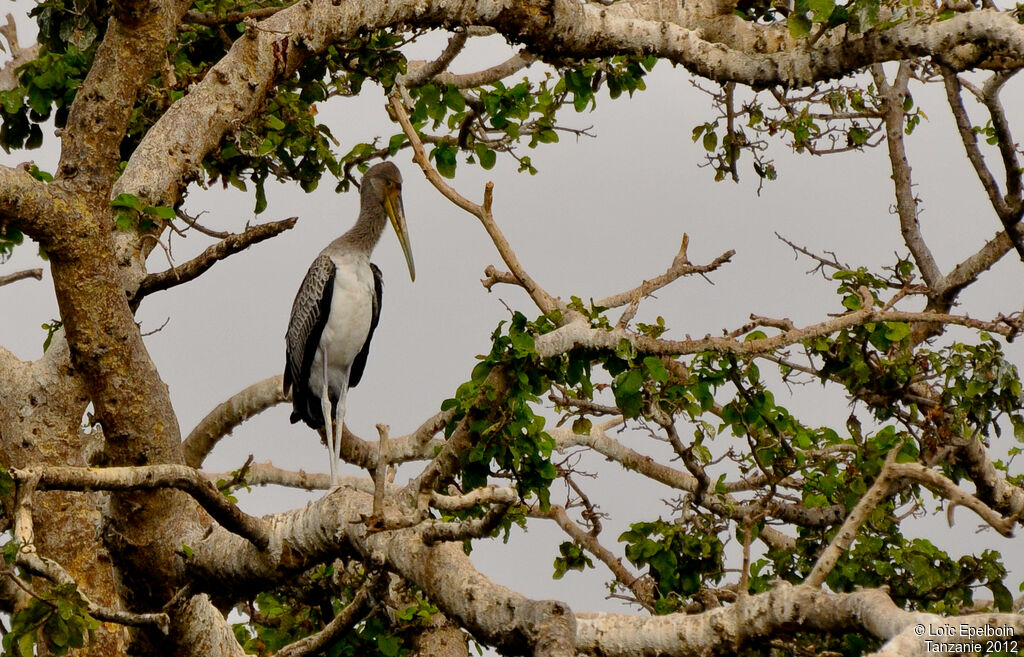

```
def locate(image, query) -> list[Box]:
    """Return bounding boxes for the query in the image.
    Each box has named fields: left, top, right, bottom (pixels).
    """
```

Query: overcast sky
left=2, top=3, right=1023, bottom=613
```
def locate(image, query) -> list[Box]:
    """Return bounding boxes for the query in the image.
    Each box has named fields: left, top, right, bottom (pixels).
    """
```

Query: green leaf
left=110, top=193, right=144, bottom=211
left=472, top=142, right=497, bottom=170
left=443, top=85, right=466, bottom=112
left=1012, top=416, right=1024, bottom=443
left=144, top=205, right=177, bottom=220
left=788, top=13, right=812, bottom=38
left=536, top=128, right=559, bottom=144
left=0, top=470, right=14, bottom=499
left=744, top=330, right=767, bottom=342
left=807, top=0, right=835, bottom=21
left=388, top=133, right=407, bottom=155
left=643, top=356, right=668, bottom=383
left=432, top=143, right=457, bottom=179
left=377, top=634, right=401, bottom=657
left=3, top=539, right=20, bottom=564
left=572, top=417, right=592, bottom=435
left=17, top=630, right=35, bottom=657
left=990, top=580, right=1013, bottom=611
left=265, top=114, right=286, bottom=131
left=883, top=322, right=911, bottom=342
left=848, top=126, right=870, bottom=146
left=702, top=130, right=718, bottom=152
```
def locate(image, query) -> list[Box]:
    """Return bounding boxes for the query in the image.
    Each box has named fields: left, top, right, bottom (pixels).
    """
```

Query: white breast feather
left=309, top=253, right=374, bottom=394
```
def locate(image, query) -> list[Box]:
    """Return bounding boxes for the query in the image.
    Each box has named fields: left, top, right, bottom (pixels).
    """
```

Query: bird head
left=365, top=162, right=415, bottom=282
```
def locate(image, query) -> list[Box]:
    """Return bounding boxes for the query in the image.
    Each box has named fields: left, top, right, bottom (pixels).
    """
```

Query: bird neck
left=338, top=203, right=387, bottom=253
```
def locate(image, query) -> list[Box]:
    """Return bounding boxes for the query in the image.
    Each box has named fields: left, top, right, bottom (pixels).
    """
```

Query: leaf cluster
left=442, top=312, right=560, bottom=508
left=3, top=583, right=100, bottom=657
left=619, top=519, right=724, bottom=614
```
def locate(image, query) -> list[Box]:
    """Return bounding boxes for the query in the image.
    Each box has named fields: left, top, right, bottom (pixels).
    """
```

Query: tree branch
left=572, top=583, right=1024, bottom=657
left=10, top=473, right=171, bottom=632
left=953, top=434, right=1024, bottom=520
left=183, top=375, right=289, bottom=468
left=888, top=462, right=1016, bottom=536
left=183, top=5, right=291, bottom=26
left=981, top=71, right=1023, bottom=207
left=117, top=0, right=1024, bottom=216
left=550, top=421, right=798, bottom=551
left=873, top=63, right=942, bottom=288
left=132, top=217, right=298, bottom=303
left=534, top=296, right=1023, bottom=360
left=940, top=67, right=1024, bottom=267
left=542, top=505, right=653, bottom=609
left=14, top=465, right=270, bottom=550
left=274, top=573, right=380, bottom=657
left=397, top=30, right=469, bottom=88
left=57, top=0, right=191, bottom=193
left=406, top=51, right=537, bottom=89
left=167, top=593, right=247, bottom=657
left=0, top=267, right=42, bottom=287
left=805, top=448, right=899, bottom=588
left=0, top=165, right=61, bottom=244
left=420, top=503, right=510, bottom=544
left=594, top=236, right=735, bottom=310
left=190, top=485, right=578, bottom=656
left=0, top=13, right=39, bottom=92
left=389, top=88, right=562, bottom=317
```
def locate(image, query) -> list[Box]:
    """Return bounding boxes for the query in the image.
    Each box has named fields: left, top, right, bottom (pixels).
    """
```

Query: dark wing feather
left=284, top=253, right=335, bottom=429
left=348, top=263, right=383, bottom=388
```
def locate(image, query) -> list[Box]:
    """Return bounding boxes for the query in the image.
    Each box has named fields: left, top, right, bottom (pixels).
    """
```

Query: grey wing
left=284, top=253, right=336, bottom=428
left=348, top=263, right=383, bottom=388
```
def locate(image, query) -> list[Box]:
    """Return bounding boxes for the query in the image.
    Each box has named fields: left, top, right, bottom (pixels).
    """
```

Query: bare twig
left=0, top=268, right=42, bottom=287
left=176, top=208, right=230, bottom=239
left=775, top=233, right=848, bottom=275
left=595, top=236, right=735, bottom=310
left=598, top=234, right=733, bottom=309
left=408, top=52, right=537, bottom=90
left=373, top=424, right=390, bottom=518
left=132, top=217, right=298, bottom=303
left=873, top=63, right=942, bottom=288
left=481, top=265, right=521, bottom=291
left=398, top=30, right=469, bottom=88
left=388, top=88, right=561, bottom=317
left=941, top=68, right=1024, bottom=263
left=204, top=460, right=335, bottom=491
left=542, top=505, right=653, bottom=609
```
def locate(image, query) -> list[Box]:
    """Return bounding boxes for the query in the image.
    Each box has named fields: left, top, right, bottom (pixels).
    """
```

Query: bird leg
left=333, top=383, right=349, bottom=486
left=320, top=363, right=338, bottom=488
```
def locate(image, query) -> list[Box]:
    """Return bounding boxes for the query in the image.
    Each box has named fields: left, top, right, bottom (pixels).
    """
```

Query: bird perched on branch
left=284, top=162, right=415, bottom=486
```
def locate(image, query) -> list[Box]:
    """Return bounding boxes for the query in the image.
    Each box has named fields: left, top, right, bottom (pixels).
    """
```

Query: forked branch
left=389, top=88, right=562, bottom=317
left=133, top=216, right=298, bottom=303
left=13, top=465, right=270, bottom=549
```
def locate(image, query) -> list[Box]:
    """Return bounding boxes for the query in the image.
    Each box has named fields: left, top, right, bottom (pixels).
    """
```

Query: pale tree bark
left=2, top=1, right=1024, bottom=656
